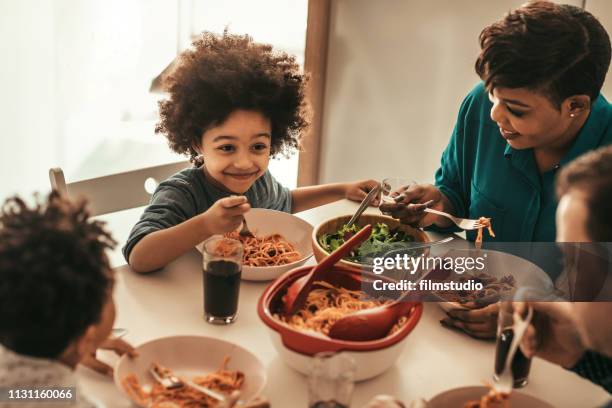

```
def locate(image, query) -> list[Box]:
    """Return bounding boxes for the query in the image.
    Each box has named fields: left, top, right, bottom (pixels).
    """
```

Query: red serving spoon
left=282, top=224, right=373, bottom=315
left=328, top=289, right=421, bottom=341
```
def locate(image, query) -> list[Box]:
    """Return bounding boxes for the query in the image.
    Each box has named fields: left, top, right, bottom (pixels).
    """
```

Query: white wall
left=319, top=0, right=604, bottom=185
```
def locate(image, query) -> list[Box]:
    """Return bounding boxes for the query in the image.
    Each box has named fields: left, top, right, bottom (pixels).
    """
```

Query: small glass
left=381, top=177, right=416, bottom=204
left=202, top=236, right=243, bottom=324
left=308, top=352, right=356, bottom=408
left=493, top=301, right=532, bottom=388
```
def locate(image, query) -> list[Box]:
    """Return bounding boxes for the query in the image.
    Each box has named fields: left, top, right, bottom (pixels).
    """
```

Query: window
left=0, top=0, right=307, bottom=200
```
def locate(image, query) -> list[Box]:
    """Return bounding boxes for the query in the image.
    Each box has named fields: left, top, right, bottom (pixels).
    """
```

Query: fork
left=423, top=208, right=485, bottom=230
left=239, top=216, right=255, bottom=238
left=148, top=364, right=240, bottom=408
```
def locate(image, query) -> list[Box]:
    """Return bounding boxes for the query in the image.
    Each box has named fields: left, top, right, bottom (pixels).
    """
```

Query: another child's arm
left=290, top=179, right=379, bottom=213
left=81, top=337, right=138, bottom=377
left=128, top=196, right=249, bottom=273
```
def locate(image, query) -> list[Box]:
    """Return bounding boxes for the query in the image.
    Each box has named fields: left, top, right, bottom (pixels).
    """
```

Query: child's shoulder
left=150, top=166, right=207, bottom=206
left=156, top=166, right=204, bottom=191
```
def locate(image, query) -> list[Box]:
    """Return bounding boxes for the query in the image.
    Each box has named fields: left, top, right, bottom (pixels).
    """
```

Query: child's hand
left=81, top=337, right=138, bottom=377
left=203, top=196, right=251, bottom=235
left=345, top=179, right=381, bottom=206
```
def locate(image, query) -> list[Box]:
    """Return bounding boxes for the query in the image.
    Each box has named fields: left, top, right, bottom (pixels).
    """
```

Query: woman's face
left=199, top=110, right=272, bottom=194
left=489, top=87, right=577, bottom=150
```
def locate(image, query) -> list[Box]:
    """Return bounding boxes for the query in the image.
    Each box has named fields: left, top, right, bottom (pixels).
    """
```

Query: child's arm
left=290, top=179, right=379, bottom=213
left=128, top=196, right=249, bottom=273
left=81, top=337, right=138, bottom=376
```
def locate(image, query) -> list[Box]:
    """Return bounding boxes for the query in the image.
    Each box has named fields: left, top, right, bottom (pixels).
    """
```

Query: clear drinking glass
left=493, top=301, right=532, bottom=388
left=307, top=352, right=356, bottom=408
left=202, top=236, right=243, bottom=324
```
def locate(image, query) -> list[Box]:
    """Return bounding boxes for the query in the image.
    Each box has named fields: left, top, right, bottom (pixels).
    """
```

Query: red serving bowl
left=257, top=264, right=422, bottom=380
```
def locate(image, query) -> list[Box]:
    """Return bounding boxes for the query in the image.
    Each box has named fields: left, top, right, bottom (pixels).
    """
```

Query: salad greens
left=318, top=222, right=415, bottom=264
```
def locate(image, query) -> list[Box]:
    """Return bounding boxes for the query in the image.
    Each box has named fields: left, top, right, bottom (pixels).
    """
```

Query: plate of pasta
left=427, top=385, right=552, bottom=408
left=114, top=335, right=266, bottom=408
left=197, top=209, right=314, bottom=281
left=428, top=249, right=553, bottom=312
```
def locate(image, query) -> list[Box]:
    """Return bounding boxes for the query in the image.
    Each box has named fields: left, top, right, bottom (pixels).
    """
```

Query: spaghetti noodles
left=434, top=272, right=515, bottom=308
left=277, top=281, right=407, bottom=336
left=475, top=217, right=495, bottom=249
left=225, top=231, right=301, bottom=267
left=121, top=358, right=244, bottom=408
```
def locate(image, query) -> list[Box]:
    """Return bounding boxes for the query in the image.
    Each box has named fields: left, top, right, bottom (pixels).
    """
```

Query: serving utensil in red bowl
left=328, top=290, right=419, bottom=341
left=282, top=224, right=372, bottom=315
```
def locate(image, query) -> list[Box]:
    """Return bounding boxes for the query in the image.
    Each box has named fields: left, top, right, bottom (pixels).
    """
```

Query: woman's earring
left=570, top=113, right=576, bottom=118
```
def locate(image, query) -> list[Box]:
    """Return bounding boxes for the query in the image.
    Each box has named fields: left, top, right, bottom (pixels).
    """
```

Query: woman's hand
left=81, top=337, right=138, bottom=377
left=202, top=196, right=250, bottom=235
left=379, top=183, right=451, bottom=228
left=440, top=303, right=499, bottom=340
left=519, top=302, right=585, bottom=368
left=344, top=179, right=381, bottom=206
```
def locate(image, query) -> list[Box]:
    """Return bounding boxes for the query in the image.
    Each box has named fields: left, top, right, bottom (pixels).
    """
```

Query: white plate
left=432, top=248, right=554, bottom=312
left=114, top=335, right=266, bottom=407
left=197, top=208, right=314, bottom=281
left=427, top=386, right=553, bottom=408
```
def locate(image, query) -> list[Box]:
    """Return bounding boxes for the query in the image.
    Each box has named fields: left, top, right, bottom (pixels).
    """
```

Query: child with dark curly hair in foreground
left=0, top=192, right=136, bottom=408
left=124, top=30, right=378, bottom=273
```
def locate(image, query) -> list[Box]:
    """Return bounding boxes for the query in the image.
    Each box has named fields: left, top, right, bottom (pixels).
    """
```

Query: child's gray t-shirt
left=122, top=166, right=292, bottom=262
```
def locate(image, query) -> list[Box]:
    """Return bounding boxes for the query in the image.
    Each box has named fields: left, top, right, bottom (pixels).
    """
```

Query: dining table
left=78, top=199, right=610, bottom=408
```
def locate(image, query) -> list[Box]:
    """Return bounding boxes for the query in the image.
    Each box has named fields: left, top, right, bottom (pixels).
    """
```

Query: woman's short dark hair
left=156, top=30, right=308, bottom=164
left=475, top=1, right=611, bottom=108
left=557, top=146, right=612, bottom=241
left=0, top=193, right=116, bottom=358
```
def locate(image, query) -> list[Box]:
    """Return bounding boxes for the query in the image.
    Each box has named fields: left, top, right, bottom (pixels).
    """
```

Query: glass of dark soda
left=493, top=301, right=532, bottom=388
left=202, top=236, right=243, bottom=324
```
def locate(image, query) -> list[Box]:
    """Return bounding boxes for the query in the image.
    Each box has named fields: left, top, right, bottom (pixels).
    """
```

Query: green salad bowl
left=312, top=213, right=430, bottom=271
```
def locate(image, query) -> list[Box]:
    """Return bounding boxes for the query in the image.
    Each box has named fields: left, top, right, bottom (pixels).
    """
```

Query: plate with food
left=197, top=208, right=313, bottom=281
left=312, top=214, right=430, bottom=270
left=427, top=385, right=553, bottom=408
left=427, top=248, right=553, bottom=312
left=114, top=335, right=266, bottom=407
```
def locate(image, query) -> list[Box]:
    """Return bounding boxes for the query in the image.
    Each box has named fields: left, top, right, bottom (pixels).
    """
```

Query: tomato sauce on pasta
left=225, top=231, right=301, bottom=267
left=276, top=281, right=407, bottom=336
left=122, top=359, right=243, bottom=408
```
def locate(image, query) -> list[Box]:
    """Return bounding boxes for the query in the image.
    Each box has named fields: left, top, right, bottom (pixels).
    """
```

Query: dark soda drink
left=494, top=328, right=532, bottom=387
left=203, top=259, right=241, bottom=323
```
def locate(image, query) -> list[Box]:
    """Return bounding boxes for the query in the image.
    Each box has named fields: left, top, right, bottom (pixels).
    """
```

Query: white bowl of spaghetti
left=223, top=208, right=314, bottom=281
left=114, top=335, right=266, bottom=407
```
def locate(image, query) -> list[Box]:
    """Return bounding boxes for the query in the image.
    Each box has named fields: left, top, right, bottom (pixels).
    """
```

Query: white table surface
left=79, top=200, right=610, bottom=408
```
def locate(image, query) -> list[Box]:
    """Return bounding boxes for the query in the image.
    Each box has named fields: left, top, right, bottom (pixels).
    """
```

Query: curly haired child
left=124, top=30, right=378, bottom=272
left=0, top=193, right=136, bottom=408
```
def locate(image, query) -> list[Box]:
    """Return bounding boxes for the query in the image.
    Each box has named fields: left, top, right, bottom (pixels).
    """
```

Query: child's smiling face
left=199, top=110, right=272, bottom=194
